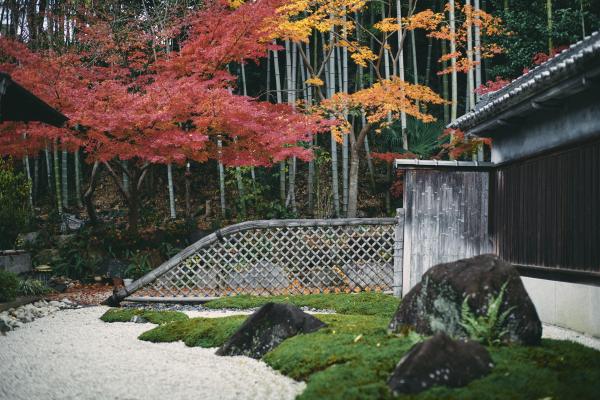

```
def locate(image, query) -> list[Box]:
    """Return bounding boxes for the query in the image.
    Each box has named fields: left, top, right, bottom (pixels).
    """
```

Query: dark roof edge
left=0, top=72, right=68, bottom=127
left=448, top=30, right=600, bottom=132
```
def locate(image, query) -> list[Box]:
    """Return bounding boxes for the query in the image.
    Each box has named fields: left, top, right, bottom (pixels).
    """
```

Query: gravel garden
left=2, top=288, right=600, bottom=400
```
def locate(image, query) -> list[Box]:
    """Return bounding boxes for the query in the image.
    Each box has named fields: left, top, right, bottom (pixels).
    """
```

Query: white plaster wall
left=522, top=277, right=600, bottom=338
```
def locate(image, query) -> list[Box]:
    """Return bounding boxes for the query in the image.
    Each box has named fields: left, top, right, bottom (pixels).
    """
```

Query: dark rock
left=389, top=254, right=542, bottom=345
left=388, top=332, right=493, bottom=395
left=130, top=315, right=148, bottom=323
left=216, top=302, right=326, bottom=359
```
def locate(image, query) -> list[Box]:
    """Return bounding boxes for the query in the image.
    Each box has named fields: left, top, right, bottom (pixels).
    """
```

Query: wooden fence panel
left=402, top=169, right=491, bottom=293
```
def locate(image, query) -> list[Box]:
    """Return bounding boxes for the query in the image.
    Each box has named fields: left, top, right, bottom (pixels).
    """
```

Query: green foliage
left=0, top=270, right=19, bottom=302
left=0, top=159, right=31, bottom=249
left=227, top=167, right=297, bottom=220
left=460, top=282, right=515, bottom=346
left=406, top=119, right=447, bottom=158
left=203, top=292, right=400, bottom=318
left=53, top=238, right=103, bottom=281
left=17, top=278, right=51, bottom=296
left=124, top=250, right=153, bottom=280
left=100, top=308, right=188, bottom=325
left=488, top=2, right=600, bottom=79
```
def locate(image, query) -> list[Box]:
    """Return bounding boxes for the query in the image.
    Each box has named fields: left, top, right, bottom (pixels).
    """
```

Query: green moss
left=100, top=297, right=600, bottom=400
left=139, top=315, right=247, bottom=347
left=100, top=308, right=188, bottom=325
left=204, top=292, right=400, bottom=318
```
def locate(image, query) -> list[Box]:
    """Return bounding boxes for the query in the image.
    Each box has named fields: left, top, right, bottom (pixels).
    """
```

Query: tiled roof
left=449, top=30, right=600, bottom=131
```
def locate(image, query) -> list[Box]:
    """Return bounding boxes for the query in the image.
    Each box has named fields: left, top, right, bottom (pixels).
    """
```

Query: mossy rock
left=389, top=254, right=542, bottom=345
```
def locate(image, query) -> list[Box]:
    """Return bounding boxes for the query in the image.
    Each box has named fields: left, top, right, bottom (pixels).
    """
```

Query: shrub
left=124, top=250, right=153, bottom=280
left=17, top=278, right=51, bottom=296
left=0, top=159, right=31, bottom=249
left=0, top=270, right=20, bottom=302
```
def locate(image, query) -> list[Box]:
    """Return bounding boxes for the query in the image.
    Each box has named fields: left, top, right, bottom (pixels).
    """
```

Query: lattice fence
left=120, top=217, right=403, bottom=302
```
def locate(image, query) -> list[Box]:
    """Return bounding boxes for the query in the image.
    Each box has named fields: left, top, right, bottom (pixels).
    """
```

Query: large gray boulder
left=216, top=302, right=326, bottom=359
left=388, top=332, right=493, bottom=395
left=389, top=254, right=542, bottom=345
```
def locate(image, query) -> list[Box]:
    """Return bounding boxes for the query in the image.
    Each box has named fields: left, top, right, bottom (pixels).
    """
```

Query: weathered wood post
left=393, top=208, right=404, bottom=297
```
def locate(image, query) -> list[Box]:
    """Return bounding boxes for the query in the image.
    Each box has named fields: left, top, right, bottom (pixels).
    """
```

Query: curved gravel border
left=0, top=306, right=305, bottom=400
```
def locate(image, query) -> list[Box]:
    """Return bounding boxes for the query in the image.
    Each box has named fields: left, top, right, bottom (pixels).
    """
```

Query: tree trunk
left=128, top=186, right=140, bottom=233
left=33, top=155, right=39, bottom=201
left=22, top=135, right=33, bottom=212
left=347, top=142, right=360, bottom=218
left=167, top=163, right=176, bottom=219
left=580, top=0, right=586, bottom=38
left=44, top=143, right=52, bottom=195
left=474, top=0, right=482, bottom=102
left=441, top=40, right=450, bottom=124
left=185, top=162, right=192, bottom=220
left=341, top=12, right=349, bottom=215
left=272, top=40, right=286, bottom=204
left=424, top=36, right=434, bottom=88
left=53, top=139, right=62, bottom=216
left=466, top=0, right=475, bottom=112
left=347, top=123, right=372, bottom=218
left=236, top=166, right=246, bottom=218
left=302, top=40, right=315, bottom=215
left=217, top=140, right=226, bottom=218
left=363, top=116, right=376, bottom=190
left=61, top=148, right=68, bottom=208
left=286, top=41, right=298, bottom=212
left=396, top=0, right=408, bottom=150
left=449, top=0, right=458, bottom=122
left=408, top=0, right=419, bottom=109
left=83, top=161, right=101, bottom=226
left=74, top=149, right=83, bottom=207
left=329, top=19, right=341, bottom=217
left=546, top=0, right=553, bottom=53
left=122, top=160, right=129, bottom=195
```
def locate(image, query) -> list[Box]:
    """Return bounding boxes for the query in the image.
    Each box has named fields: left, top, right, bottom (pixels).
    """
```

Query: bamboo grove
left=0, top=0, right=598, bottom=229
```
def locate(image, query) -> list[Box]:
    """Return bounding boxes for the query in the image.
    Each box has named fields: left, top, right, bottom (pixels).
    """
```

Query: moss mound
left=204, top=292, right=400, bottom=318
left=100, top=308, right=188, bottom=325
left=100, top=297, right=600, bottom=399
left=140, top=315, right=247, bottom=347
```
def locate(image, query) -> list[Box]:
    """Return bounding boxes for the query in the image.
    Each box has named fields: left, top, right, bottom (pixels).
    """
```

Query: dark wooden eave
left=0, top=72, right=68, bottom=127
left=448, top=30, right=600, bottom=137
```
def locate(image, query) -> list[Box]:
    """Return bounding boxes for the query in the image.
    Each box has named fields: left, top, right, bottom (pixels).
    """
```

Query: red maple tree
left=0, top=0, right=326, bottom=232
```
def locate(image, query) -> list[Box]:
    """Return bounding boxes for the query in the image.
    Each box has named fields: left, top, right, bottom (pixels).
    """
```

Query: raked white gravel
left=0, top=306, right=305, bottom=400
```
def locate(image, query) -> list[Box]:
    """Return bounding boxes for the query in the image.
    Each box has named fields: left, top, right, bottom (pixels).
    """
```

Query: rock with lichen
left=216, top=302, right=326, bottom=359
left=389, top=254, right=542, bottom=345
left=388, top=332, right=493, bottom=394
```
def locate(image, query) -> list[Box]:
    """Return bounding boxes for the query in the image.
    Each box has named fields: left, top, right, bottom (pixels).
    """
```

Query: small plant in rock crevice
left=460, top=281, right=515, bottom=346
